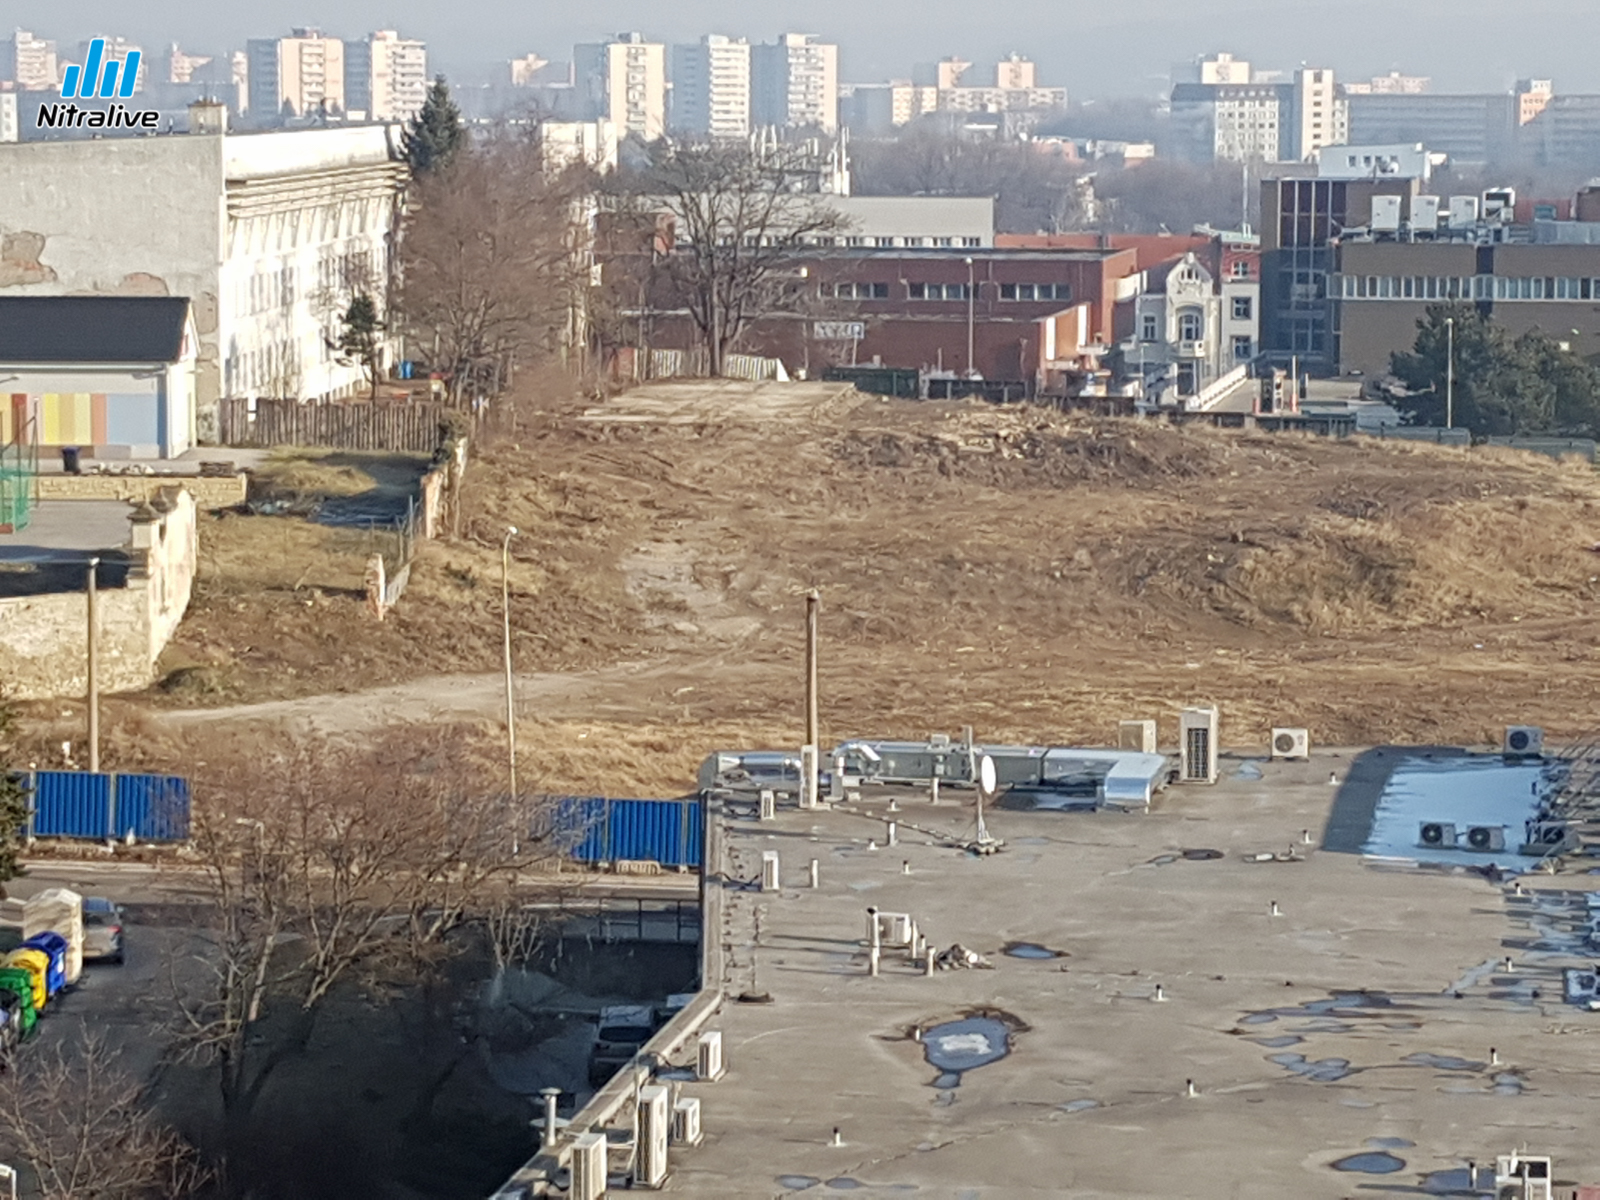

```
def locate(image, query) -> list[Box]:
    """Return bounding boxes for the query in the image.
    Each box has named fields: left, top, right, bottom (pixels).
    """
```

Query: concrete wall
left=37, top=473, right=245, bottom=507
left=0, top=488, right=198, bottom=699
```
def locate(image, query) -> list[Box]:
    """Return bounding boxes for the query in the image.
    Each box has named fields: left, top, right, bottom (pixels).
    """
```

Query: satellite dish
left=979, top=755, right=997, bottom=796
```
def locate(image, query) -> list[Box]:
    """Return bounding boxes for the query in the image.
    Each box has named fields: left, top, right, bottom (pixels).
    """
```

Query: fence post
left=106, top=772, right=118, bottom=841
left=24, top=771, right=35, bottom=841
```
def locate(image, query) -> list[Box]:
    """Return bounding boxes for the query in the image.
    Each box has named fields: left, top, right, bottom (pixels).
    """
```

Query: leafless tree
left=0, top=1031, right=210, bottom=1200
left=399, top=137, right=596, bottom=403
left=619, top=141, right=849, bottom=376
left=175, top=729, right=562, bottom=1193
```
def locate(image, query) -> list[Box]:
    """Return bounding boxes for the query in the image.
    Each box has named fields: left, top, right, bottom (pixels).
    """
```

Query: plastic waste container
left=61, top=446, right=82, bottom=475
left=0, top=966, right=41, bottom=1036
left=6, top=949, right=49, bottom=1011
left=20, top=933, right=67, bottom=998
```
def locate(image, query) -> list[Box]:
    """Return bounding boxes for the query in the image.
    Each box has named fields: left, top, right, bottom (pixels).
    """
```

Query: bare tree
left=399, top=138, right=595, bottom=404
left=620, top=141, right=848, bottom=376
left=175, top=730, right=560, bottom=1193
left=0, top=1031, right=210, bottom=1200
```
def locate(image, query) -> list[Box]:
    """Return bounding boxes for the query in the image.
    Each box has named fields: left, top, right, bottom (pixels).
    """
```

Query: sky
left=23, top=0, right=1600, bottom=97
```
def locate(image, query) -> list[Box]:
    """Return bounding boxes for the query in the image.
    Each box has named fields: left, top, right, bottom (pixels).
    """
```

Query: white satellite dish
left=979, top=754, right=997, bottom=796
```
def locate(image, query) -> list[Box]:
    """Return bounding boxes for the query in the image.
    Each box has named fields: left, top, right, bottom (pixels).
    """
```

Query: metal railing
left=0, top=420, right=39, bottom=533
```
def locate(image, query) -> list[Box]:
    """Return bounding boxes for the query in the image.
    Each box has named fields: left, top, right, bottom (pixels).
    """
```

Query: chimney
left=188, top=99, right=227, bottom=135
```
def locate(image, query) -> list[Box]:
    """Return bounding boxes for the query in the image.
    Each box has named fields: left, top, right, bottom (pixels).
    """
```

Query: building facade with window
left=671, top=35, right=751, bottom=139
left=0, top=124, right=406, bottom=417
left=752, top=34, right=838, bottom=133
left=344, top=30, right=428, bottom=123
left=575, top=34, right=667, bottom=143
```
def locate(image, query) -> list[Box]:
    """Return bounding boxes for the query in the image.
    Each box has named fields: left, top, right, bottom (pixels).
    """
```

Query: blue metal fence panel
left=112, top=774, right=191, bottom=842
left=554, top=797, right=703, bottom=869
left=31, top=772, right=111, bottom=839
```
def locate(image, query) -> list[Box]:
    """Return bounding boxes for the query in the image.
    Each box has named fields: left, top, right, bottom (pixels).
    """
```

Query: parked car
left=82, top=898, right=124, bottom=965
left=588, top=1004, right=659, bottom=1086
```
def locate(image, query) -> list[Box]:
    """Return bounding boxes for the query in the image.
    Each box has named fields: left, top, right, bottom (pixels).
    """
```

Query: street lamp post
left=501, top=527, right=519, bottom=812
left=1444, top=316, right=1455, bottom=430
left=964, top=256, right=976, bottom=377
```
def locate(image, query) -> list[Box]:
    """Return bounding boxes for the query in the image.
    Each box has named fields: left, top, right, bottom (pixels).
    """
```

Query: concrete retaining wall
left=0, top=488, right=198, bottom=699
left=37, top=474, right=246, bottom=507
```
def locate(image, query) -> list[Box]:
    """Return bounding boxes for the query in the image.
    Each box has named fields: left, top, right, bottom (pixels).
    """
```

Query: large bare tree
left=623, top=141, right=848, bottom=376
left=176, top=730, right=561, bottom=1195
left=399, top=138, right=595, bottom=403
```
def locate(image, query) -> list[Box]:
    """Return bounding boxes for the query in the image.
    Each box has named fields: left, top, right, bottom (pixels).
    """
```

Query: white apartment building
left=345, top=30, right=428, bottom=122
left=71, top=37, right=146, bottom=93
left=1172, top=62, right=1345, bottom=163
left=1, top=30, right=57, bottom=91
left=0, top=122, right=406, bottom=413
left=247, top=29, right=346, bottom=120
left=0, top=93, right=17, bottom=143
left=575, top=34, right=666, bottom=142
left=536, top=119, right=619, bottom=172
left=672, top=35, right=751, bottom=139
left=1294, top=67, right=1345, bottom=160
left=752, top=33, right=838, bottom=133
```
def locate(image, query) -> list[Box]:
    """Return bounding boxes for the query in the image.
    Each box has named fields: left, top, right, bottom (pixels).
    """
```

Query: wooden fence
left=218, top=398, right=446, bottom=453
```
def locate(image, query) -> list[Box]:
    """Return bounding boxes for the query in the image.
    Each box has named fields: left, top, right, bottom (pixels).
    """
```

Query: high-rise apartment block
left=1, top=30, right=58, bottom=91
left=167, top=44, right=213, bottom=85
left=575, top=33, right=666, bottom=142
left=672, top=35, right=751, bottom=139
left=247, top=29, right=346, bottom=120
left=752, top=33, right=838, bottom=133
left=1171, top=60, right=1345, bottom=163
left=345, top=30, right=428, bottom=122
left=71, top=37, right=145, bottom=94
left=1343, top=71, right=1430, bottom=95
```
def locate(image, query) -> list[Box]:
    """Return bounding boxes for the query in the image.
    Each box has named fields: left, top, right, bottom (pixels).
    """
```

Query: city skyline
left=9, top=0, right=1600, bottom=98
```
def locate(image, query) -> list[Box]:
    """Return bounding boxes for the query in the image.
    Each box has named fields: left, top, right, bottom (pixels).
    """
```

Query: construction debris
left=935, top=944, right=994, bottom=971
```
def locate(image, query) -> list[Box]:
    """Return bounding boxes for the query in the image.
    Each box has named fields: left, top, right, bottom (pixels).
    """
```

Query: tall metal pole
left=86, top=557, right=99, bottom=774
left=1445, top=316, right=1455, bottom=430
left=805, top=590, right=819, bottom=753
left=965, top=257, right=976, bottom=376
left=502, top=527, right=519, bottom=809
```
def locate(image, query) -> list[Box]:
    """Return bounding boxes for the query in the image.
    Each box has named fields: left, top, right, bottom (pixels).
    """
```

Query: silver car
left=81, top=897, right=124, bottom=965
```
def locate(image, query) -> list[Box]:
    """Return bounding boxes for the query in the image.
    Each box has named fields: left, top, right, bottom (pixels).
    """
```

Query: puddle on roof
left=1360, top=754, right=1560, bottom=868
left=1331, top=1152, right=1406, bottom=1174
left=922, top=1015, right=1015, bottom=1089
left=1235, top=763, right=1264, bottom=780
left=1240, top=991, right=1398, bottom=1031
left=1249, top=1035, right=1304, bottom=1048
left=778, top=1177, right=821, bottom=1191
left=1270, top=1053, right=1356, bottom=1081
left=1002, top=941, right=1066, bottom=960
left=1059, top=1099, right=1100, bottom=1113
left=825, top=1180, right=864, bottom=1190
left=1403, top=1053, right=1483, bottom=1072
left=1493, top=1071, right=1526, bottom=1094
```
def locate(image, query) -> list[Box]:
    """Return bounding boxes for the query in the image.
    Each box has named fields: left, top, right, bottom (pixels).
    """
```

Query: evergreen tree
left=0, top=696, right=31, bottom=897
left=339, top=292, right=385, bottom=398
left=403, top=76, right=464, bottom=177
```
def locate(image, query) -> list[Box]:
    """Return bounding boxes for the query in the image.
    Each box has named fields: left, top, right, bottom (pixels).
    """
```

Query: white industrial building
left=0, top=113, right=407, bottom=422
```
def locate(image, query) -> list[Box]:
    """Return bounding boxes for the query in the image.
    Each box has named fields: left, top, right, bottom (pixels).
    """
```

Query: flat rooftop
left=659, top=748, right=1598, bottom=1197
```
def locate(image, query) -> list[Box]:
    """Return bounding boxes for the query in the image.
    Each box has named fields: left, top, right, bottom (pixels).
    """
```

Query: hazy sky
left=25, top=0, right=1600, bottom=96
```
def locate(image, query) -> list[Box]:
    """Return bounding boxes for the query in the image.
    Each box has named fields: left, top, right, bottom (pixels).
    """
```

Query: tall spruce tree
left=403, top=76, right=465, bottom=177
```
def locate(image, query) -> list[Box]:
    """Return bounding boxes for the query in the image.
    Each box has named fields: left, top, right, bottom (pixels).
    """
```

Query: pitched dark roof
left=0, top=296, right=191, bottom=364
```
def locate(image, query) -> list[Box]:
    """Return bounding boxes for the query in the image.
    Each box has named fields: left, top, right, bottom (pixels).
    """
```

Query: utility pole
left=804, top=590, right=819, bottom=752
left=501, top=527, right=519, bottom=810
left=1445, top=316, right=1455, bottom=430
left=86, top=557, right=99, bottom=774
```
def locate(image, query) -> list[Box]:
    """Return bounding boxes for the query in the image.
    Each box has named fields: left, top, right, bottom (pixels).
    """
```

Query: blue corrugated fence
left=550, top=797, right=703, bottom=869
left=24, top=771, right=191, bottom=842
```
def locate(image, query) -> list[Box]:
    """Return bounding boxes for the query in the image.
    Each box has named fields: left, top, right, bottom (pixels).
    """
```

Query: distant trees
left=1088, top=161, right=1250, bottom=235
left=1391, top=303, right=1600, bottom=436
left=617, top=141, right=847, bottom=376
left=402, top=77, right=464, bottom=177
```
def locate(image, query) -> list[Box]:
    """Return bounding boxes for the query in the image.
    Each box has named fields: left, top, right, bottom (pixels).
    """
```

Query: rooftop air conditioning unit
left=1180, top=706, right=1219, bottom=784
left=1463, top=825, right=1507, bottom=853
left=569, top=1132, right=608, bottom=1200
left=1270, top=728, right=1310, bottom=760
left=1524, top=820, right=1575, bottom=855
left=1418, top=821, right=1457, bottom=849
left=671, top=1096, right=703, bottom=1146
left=635, top=1084, right=670, bottom=1187
left=1504, top=726, right=1544, bottom=757
left=697, top=1030, right=725, bottom=1082
left=1119, top=720, right=1158, bottom=754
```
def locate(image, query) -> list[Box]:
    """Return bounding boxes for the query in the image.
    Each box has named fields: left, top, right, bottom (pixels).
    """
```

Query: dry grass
left=76, top=384, right=1600, bottom=794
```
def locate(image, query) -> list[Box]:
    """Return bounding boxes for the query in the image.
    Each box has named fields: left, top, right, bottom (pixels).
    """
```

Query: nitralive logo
left=35, top=38, right=158, bottom=130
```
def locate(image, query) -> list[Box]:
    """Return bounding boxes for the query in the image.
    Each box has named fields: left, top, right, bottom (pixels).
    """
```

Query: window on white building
left=1232, top=296, right=1253, bottom=320
left=1178, top=310, right=1203, bottom=342
left=1140, top=313, right=1158, bottom=341
left=1232, top=335, right=1253, bottom=360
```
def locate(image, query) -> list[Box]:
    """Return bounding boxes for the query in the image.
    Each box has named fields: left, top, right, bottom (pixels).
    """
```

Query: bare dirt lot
left=75, top=379, right=1600, bottom=796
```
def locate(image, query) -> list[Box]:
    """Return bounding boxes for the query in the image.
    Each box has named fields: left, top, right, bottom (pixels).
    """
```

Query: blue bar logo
left=60, top=40, right=141, bottom=99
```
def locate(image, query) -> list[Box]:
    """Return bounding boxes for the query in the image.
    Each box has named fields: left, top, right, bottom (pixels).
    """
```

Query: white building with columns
left=0, top=115, right=406, bottom=425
